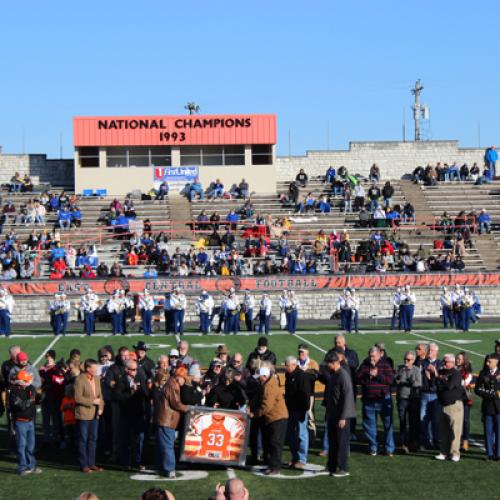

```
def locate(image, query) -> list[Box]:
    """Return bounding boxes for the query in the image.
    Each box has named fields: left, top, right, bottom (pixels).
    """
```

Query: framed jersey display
left=180, top=406, right=250, bottom=466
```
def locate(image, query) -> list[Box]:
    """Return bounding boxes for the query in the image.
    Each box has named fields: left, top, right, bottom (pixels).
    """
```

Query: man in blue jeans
left=74, top=359, right=104, bottom=473
left=284, top=356, right=312, bottom=469
left=418, top=342, right=443, bottom=450
left=154, top=366, right=189, bottom=478
left=9, top=369, right=42, bottom=476
left=356, top=346, right=395, bottom=456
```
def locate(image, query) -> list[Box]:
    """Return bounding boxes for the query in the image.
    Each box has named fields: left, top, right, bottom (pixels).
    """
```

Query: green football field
left=1, top=321, right=499, bottom=500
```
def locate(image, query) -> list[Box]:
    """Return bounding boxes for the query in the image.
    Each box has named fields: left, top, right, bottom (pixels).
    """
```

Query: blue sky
left=0, top=0, right=498, bottom=157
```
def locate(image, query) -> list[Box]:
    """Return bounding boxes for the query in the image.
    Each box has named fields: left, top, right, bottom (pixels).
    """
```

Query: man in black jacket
left=115, top=359, right=148, bottom=469
left=9, top=369, right=41, bottom=476
left=324, top=352, right=356, bottom=477
left=105, top=346, right=129, bottom=463
left=284, top=356, right=312, bottom=469
left=245, top=337, right=277, bottom=370
left=435, top=354, right=463, bottom=462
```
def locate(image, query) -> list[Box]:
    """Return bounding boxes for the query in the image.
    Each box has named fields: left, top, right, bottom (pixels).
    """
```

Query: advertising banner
left=5, top=273, right=500, bottom=296
left=180, top=406, right=249, bottom=466
left=153, top=166, right=199, bottom=192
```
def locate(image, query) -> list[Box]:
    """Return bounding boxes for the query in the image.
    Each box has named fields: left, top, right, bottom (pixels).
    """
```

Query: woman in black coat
left=206, top=368, right=247, bottom=410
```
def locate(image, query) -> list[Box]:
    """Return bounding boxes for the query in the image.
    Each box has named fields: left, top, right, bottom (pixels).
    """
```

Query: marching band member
left=243, top=290, right=256, bottom=332
left=471, top=291, right=481, bottom=323
left=50, top=292, right=70, bottom=336
left=452, top=285, right=464, bottom=330
left=120, top=289, right=134, bottom=334
left=390, top=287, right=401, bottom=331
left=0, top=287, right=15, bottom=337
left=285, top=291, right=299, bottom=334
left=195, top=290, right=214, bottom=335
left=459, top=288, right=474, bottom=332
left=258, top=293, right=273, bottom=335
left=139, top=289, right=156, bottom=335
left=337, top=290, right=354, bottom=333
left=224, top=289, right=240, bottom=335
left=398, top=285, right=415, bottom=332
left=440, top=286, right=455, bottom=329
left=171, top=287, right=187, bottom=336
left=107, top=290, right=123, bottom=335
left=80, top=288, right=99, bottom=336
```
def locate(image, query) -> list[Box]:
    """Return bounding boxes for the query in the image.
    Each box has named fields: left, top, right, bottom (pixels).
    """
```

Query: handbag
left=280, top=311, right=287, bottom=329
left=464, top=386, right=473, bottom=406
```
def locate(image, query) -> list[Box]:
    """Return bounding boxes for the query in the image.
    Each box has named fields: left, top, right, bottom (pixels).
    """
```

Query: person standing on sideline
left=74, top=359, right=104, bottom=473
left=9, top=369, right=41, bottom=476
left=420, top=342, right=442, bottom=450
left=163, top=292, right=174, bottom=335
left=435, top=354, right=464, bottom=462
left=458, top=288, right=474, bottom=332
left=398, top=285, right=415, bottom=332
left=255, top=367, right=289, bottom=475
left=258, top=293, right=272, bottom=335
left=324, top=352, right=356, bottom=477
left=242, top=290, right=255, bottom=332
left=440, top=287, right=455, bottom=329
left=80, top=288, right=99, bottom=336
left=455, top=352, right=473, bottom=452
left=154, top=366, right=188, bottom=478
left=0, top=287, right=15, bottom=337
left=195, top=290, right=214, bottom=335
left=107, top=291, right=123, bottom=335
left=357, top=346, right=395, bottom=456
left=451, top=285, right=464, bottom=330
left=171, top=288, right=187, bottom=336
left=246, top=337, right=277, bottom=369
left=284, top=356, right=312, bottom=469
left=139, top=289, right=155, bottom=335
left=474, top=353, right=500, bottom=461
left=120, top=289, right=134, bottom=335
left=395, top=351, right=422, bottom=453
left=50, top=293, right=70, bottom=336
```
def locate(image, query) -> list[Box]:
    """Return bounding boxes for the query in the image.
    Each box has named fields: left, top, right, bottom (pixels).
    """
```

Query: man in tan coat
left=74, top=359, right=105, bottom=473
left=255, top=366, right=288, bottom=475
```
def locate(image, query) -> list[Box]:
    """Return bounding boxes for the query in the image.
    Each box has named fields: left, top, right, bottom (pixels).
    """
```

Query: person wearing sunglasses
left=395, top=351, right=422, bottom=453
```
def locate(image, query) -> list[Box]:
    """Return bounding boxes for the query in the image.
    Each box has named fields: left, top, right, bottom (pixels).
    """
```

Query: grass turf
left=0, top=322, right=499, bottom=500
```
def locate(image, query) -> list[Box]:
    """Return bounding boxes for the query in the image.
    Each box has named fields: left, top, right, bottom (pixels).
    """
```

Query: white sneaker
left=451, top=455, right=460, bottom=462
left=435, top=454, right=447, bottom=461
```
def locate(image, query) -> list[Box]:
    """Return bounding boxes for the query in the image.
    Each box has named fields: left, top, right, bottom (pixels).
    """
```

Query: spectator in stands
left=58, top=191, right=70, bottom=208
left=470, top=163, right=480, bottom=182
left=96, top=262, right=109, bottom=277
left=188, top=178, right=205, bottom=201
left=373, top=206, right=386, bottom=227
left=478, top=209, right=491, bottom=234
left=382, top=182, right=394, bottom=208
left=70, top=207, right=82, bottom=228
left=325, top=165, right=336, bottom=184
left=403, top=202, right=415, bottom=224
left=475, top=167, right=493, bottom=185
left=123, top=198, right=136, bottom=218
left=448, top=162, right=460, bottom=182
left=332, top=177, right=344, bottom=197
left=412, top=166, right=425, bottom=183
left=3, top=201, right=16, bottom=222
left=485, top=146, right=497, bottom=179
left=225, top=210, right=239, bottom=231
left=369, top=164, right=381, bottom=182
left=209, top=179, right=225, bottom=199
left=343, top=185, right=352, bottom=214
left=318, top=195, right=331, bottom=214
left=236, top=179, right=250, bottom=199
left=368, top=184, right=381, bottom=212
left=110, top=262, right=124, bottom=277
left=58, top=207, right=71, bottom=230
left=155, top=181, right=169, bottom=200
left=9, top=172, right=23, bottom=193
left=353, top=183, right=365, bottom=211
left=295, top=169, right=308, bottom=187
left=459, top=164, right=470, bottom=181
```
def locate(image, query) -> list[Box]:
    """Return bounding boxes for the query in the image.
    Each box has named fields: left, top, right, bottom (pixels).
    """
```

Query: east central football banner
left=180, top=407, right=249, bottom=466
left=153, top=166, right=198, bottom=192
left=6, top=272, right=500, bottom=296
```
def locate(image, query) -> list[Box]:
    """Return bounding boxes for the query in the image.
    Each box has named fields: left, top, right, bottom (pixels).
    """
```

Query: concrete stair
left=168, top=194, right=192, bottom=239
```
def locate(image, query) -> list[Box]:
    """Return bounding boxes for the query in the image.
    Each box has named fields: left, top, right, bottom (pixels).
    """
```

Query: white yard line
left=408, top=332, right=485, bottom=359
left=294, top=333, right=327, bottom=354
left=33, top=335, right=63, bottom=367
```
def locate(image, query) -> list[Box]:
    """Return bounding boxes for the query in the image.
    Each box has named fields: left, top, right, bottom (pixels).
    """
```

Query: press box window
left=79, top=147, right=99, bottom=168
left=252, top=145, right=272, bottom=165
left=106, top=147, right=128, bottom=168
left=150, top=147, right=172, bottom=167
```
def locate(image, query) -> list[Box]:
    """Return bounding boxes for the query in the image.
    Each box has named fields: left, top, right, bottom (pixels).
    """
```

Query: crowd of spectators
left=186, top=178, right=250, bottom=202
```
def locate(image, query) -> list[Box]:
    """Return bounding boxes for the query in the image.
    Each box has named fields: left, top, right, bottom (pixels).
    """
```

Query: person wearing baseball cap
left=9, top=352, right=41, bottom=389
left=9, top=369, right=40, bottom=476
